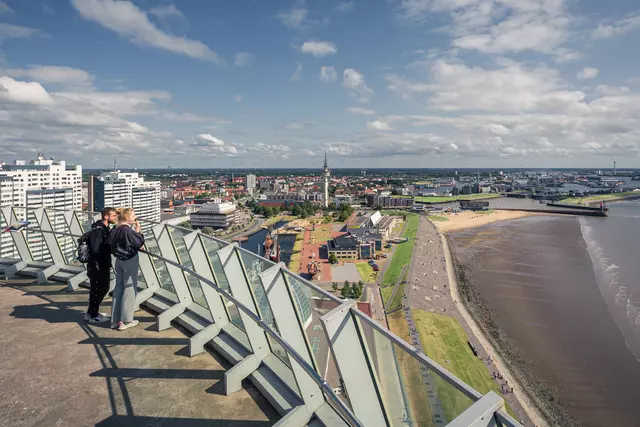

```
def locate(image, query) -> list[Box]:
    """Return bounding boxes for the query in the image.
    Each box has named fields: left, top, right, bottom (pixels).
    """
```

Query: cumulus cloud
left=148, top=4, right=185, bottom=20
left=277, top=5, right=308, bottom=29
left=193, top=134, right=238, bottom=154
left=319, top=66, right=337, bottom=82
left=234, top=52, right=253, bottom=67
left=300, top=41, right=337, bottom=57
left=347, top=107, right=376, bottom=115
left=71, top=0, right=223, bottom=64
left=577, top=67, right=599, bottom=80
left=367, top=120, right=393, bottom=131
left=343, top=69, right=373, bottom=102
left=0, top=76, right=55, bottom=105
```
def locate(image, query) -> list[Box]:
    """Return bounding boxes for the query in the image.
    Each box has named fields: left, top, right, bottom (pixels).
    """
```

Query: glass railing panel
left=0, top=210, right=19, bottom=259
left=280, top=271, right=352, bottom=408
left=75, top=211, right=94, bottom=233
left=355, top=315, right=474, bottom=426
left=238, top=249, right=290, bottom=366
left=23, top=208, right=52, bottom=262
left=47, top=210, right=76, bottom=265
left=166, top=225, right=207, bottom=308
left=139, top=220, right=176, bottom=296
left=201, top=236, right=246, bottom=332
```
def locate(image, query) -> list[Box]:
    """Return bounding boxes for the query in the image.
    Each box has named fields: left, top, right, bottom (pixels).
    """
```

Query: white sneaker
left=89, top=314, right=111, bottom=324
left=85, top=312, right=107, bottom=321
left=117, top=320, right=139, bottom=331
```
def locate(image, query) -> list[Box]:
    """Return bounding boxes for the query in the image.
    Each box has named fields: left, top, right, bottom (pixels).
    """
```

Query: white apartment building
left=0, top=154, right=82, bottom=259
left=245, top=174, right=256, bottom=194
left=93, top=171, right=161, bottom=223
left=190, top=200, right=238, bottom=229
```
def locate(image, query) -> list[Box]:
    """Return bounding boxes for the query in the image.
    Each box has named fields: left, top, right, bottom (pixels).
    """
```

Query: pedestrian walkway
left=0, top=279, right=278, bottom=427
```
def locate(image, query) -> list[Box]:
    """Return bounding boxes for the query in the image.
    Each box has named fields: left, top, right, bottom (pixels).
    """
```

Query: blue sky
left=1, top=0, right=639, bottom=168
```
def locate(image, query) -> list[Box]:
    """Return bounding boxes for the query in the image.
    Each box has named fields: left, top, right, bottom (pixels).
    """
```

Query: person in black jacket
left=85, top=207, right=118, bottom=323
left=107, top=208, right=145, bottom=331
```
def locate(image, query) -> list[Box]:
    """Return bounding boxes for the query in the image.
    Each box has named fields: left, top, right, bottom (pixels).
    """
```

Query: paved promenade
left=0, top=280, right=278, bottom=427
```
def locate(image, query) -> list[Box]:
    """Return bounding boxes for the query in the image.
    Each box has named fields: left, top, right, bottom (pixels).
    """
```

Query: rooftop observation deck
left=0, top=207, right=523, bottom=427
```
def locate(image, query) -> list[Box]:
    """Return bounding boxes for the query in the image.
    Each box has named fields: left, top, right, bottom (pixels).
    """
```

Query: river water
left=448, top=200, right=640, bottom=426
left=240, top=220, right=296, bottom=266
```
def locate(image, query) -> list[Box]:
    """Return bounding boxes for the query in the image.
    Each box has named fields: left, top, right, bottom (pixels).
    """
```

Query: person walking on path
left=85, top=207, right=118, bottom=323
left=107, top=208, right=145, bottom=331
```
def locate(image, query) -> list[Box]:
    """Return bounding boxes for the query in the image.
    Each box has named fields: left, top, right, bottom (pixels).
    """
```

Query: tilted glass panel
left=75, top=211, right=94, bottom=233
left=238, top=249, right=290, bottom=366
left=200, top=236, right=246, bottom=332
left=0, top=210, right=18, bottom=259
left=355, top=314, right=474, bottom=426
left=24, top=209, right=52, bottom=262
left=139, top=220, right=176, bottom=295
left=47, top=210, right=75, bottom=265
left=281, top=271, right=351, bottom=409
left=166, top=225, right=207, bottom=308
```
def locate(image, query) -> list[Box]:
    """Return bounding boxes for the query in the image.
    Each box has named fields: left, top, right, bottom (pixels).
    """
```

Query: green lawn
left=412, top=193, right=502, bottom=203
left=380, top=285, right=394, bottom=307
left=382, top=213, right=419, bottom=286
left=413, top=310, right=515, bottom=420
left=560, top=191, right=640, bottom=205
left=288, top=252, right=300, bottom=273
left=262, top=215, right=296, bottom=227
left=292, top=232, right=303, bottom=252
left=428, top=215, right=449, bottom=222
left=356, top=261, right=378, bottom=283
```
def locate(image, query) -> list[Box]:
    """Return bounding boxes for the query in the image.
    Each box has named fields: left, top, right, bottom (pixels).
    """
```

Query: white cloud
left=291, top=62, right=303, bottom=82
left=595, top=85, right=631, bottom=96
left=319, top=66, right=337, bottom=82
left=277, top=5, right=308, bottom=29
left=577, top=67, right=599, bottom=80
left=0, top=76, right=55, bottom=105
left=399, top=0, right=572, bottom=55
left=347, top=107, right=376, bottom=115
left=193, top=134, right=238, bottom=155
left=252, top=143, right=292, bottom=159
left=148, top=4, right=185, bottom=20
left=343, top=69, right=373, bottom=102
left=234, top=52, right=253, bottom=67
left=367, top=120, right=393, bottom=131
left=71, top=0, right=222, bottom=64
left=0, top=23, right=40, bottom=40
left=300, top=41, right=337, bottom=57
left=4, top=66, right=94, bottom=89
left=336, top=1, right=355, bottom=13
left=593, top=13, right=640, bottom=39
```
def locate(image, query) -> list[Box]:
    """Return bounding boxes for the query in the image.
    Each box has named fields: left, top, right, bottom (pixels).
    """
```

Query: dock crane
left=609, top=156, right=617, bottom=176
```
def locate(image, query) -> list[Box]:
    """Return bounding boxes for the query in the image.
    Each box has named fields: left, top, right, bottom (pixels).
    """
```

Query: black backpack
left=76, top=230, right=93, bottom=263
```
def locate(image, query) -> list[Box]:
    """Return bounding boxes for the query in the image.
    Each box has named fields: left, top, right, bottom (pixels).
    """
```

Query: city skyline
left=1, top=0, right=640, bottom=168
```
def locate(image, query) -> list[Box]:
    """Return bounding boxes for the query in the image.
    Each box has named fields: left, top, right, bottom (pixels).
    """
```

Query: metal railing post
left=1, top=207, right=31, bottom=278
left=447, top=391, right=504, bottom=427
left=32, top=208, right=64, bottom=283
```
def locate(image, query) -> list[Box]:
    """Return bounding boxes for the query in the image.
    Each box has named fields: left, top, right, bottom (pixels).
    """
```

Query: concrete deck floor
left=0, top=279, right=280, bottom=427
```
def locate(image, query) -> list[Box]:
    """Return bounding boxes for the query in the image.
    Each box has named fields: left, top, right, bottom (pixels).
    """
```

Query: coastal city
left=2, top=152, right=640, bottom=426
left=2, top=1, right=640, bottom=426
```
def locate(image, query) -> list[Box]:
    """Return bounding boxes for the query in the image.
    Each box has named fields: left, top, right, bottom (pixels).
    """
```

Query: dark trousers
left=87, top=262, right=111, bottom=318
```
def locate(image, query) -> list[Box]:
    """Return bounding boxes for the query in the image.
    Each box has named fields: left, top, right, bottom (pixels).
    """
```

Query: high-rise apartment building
left=93, top=171, right=161, bottom=223
left=245, top=174, right=256, bottom=194
left=0, top=153, right=82, bottom=259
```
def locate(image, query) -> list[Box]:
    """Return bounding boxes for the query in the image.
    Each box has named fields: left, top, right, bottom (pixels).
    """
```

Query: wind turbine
left=609, top=156, right=617, bottom=176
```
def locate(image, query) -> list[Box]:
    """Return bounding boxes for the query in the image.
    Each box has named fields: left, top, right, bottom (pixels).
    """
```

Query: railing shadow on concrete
left=0, top=207, right=523, bottom=427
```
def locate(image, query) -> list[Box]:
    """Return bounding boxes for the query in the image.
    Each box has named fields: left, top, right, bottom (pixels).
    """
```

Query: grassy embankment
left=387, top=311, right=436, bottom=427
left=393, top=193, right=502, bottom=203
left=560, top=190, right=640, bottom=205
left=379, top=214, right=419, bottom=311
left=287, top=232, right=304, bottom=273
left=262, top=215, right=296, bottom=227
left=428, top=215, right=449, bottom=222
left=413, top=310, right=515, bottom=420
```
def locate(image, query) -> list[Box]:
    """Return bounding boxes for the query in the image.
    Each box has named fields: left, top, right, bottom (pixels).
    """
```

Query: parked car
left=368, top=260, right=375, bottom=265
left=372, top=264, right=379, bottom=272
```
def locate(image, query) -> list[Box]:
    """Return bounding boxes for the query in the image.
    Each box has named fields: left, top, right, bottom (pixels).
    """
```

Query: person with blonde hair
left=106, top=208, right=145, bottom=331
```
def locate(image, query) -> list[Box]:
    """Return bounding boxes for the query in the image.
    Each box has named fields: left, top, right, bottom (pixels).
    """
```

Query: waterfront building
left=92, top=171, right=161, bottom=222
left=190, top=200, right=238, bottom=229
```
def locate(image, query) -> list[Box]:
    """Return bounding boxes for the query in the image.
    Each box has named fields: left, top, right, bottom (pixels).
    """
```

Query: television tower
left=323, top=150, right=330, bottom=208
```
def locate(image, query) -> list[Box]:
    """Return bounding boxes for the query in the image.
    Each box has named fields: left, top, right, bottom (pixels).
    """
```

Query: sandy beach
left=431, top=210, right=539, bottom=232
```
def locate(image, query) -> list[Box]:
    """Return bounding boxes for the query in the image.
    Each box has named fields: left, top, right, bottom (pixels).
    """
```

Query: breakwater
left=499, top=207, right=607, bottom=217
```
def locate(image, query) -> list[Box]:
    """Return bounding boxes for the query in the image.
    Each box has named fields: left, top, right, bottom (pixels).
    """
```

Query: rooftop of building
left=327, top=234, right=359, bottom=251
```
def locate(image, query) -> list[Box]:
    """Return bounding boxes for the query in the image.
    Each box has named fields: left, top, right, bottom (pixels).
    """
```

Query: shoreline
left=439, top=229, right=549, bottom=427
left=431, top=209, right=542, bottom=233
